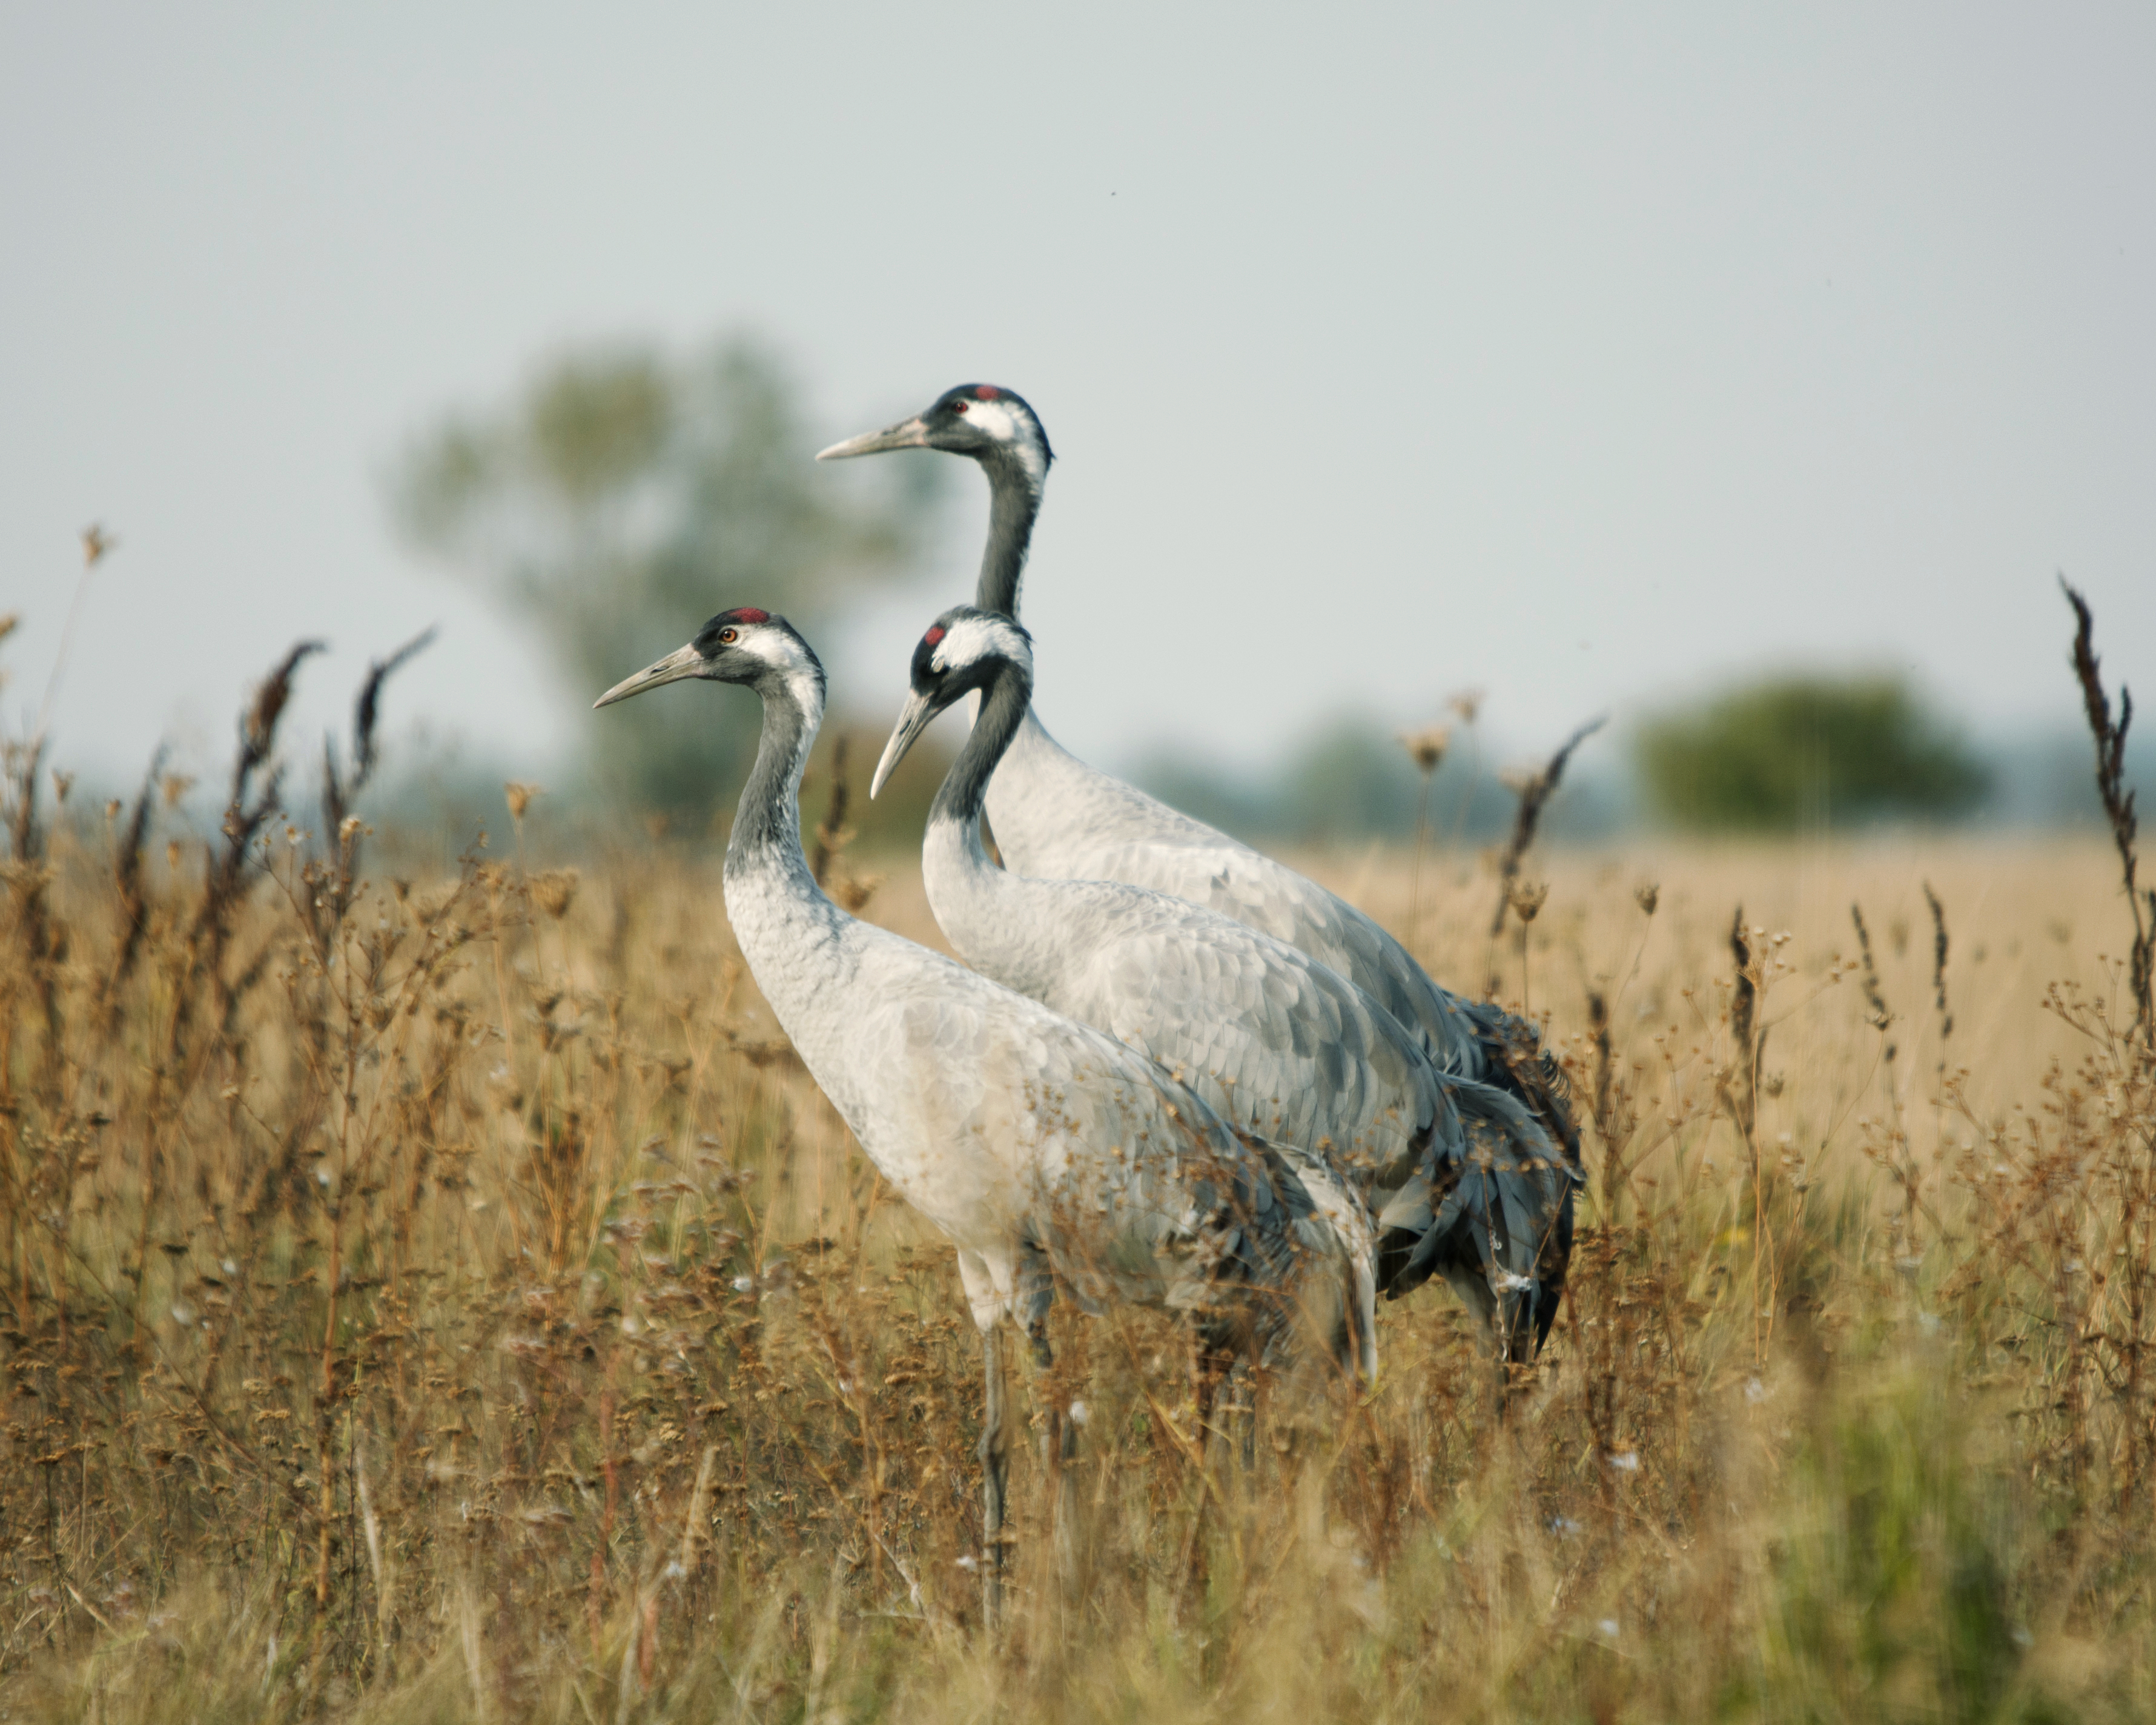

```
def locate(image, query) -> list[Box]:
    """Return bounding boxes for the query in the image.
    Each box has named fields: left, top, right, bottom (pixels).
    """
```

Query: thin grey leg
left=1028, top=1311, right=1079, bottom=1600
left=980, top=1325, right=1009, bottom=1626
left=1184, top=1333, right=1232, bottom=1602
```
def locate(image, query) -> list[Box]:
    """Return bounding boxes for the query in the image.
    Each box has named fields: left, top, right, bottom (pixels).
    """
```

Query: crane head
left=870, top=607, right=1033, bottom=798
left=818, top=384, right=1053, bottom=486
left=593, top=608, right=824, bottom=710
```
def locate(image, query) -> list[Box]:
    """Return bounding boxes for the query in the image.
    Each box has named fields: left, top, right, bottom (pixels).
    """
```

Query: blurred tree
left=1636, top=674, right=1990, bottom=831
left=391, top=337, right=936, bottom=816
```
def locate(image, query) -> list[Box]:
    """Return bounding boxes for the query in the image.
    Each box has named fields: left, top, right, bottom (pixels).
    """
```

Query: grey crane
left=871, top=607, right=1576, bottom=1360
left=819, top=385, right=1582, bottom=1177
left=594, top=606, right=1375, bottom=1617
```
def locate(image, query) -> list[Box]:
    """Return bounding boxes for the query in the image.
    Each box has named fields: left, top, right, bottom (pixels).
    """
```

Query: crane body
left=873, top=608, right=1578, bottom=1357
left=595, top=607, right=1375, bottom=1612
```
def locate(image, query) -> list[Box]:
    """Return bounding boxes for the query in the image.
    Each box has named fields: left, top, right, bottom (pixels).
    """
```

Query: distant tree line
left=385, top=337, right=2128, bottom=849
left=1634, top=674, right=1989, bottom=832
left=390, top=337, right=940, bottom=822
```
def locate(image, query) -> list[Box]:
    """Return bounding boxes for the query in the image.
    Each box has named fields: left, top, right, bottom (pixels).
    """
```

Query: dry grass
left=4, top=688, right=2155, bottom=1720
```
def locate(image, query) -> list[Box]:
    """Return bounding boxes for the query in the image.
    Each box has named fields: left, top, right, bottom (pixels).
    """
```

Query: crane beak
left=593, top=642, right=704, bottom=709
left=816, top=415, right=931, bottom=460
left=870, top=689, right=939, bottom=799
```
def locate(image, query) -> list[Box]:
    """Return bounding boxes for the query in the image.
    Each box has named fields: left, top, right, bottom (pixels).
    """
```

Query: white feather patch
left=965, top=399, right=1019, bottom=443
left=738, top=625, right=824, bottom=723
left=962, top=397, right=1048, bottom=486
left=930, top=615, right=1031, bottom=675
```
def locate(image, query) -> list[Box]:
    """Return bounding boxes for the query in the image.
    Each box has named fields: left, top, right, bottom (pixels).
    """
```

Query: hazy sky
left=4, top=5, right=2152, bottom=792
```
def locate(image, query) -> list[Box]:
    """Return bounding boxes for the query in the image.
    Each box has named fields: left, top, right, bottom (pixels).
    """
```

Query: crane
left=819, top=385, right=1582, bottom=1174
left=594, top=606, right=1375, bottom=1617
left=870, top=607, right=1576, bottom=1362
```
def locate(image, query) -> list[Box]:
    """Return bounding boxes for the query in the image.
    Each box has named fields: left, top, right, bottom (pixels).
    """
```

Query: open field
left=3, top=773, right=2154, bottom=1719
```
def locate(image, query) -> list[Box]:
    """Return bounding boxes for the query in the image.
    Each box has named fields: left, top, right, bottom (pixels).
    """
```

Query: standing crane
left=819, top=386, right=1581, bottom=1171
left=594, top=606, right=1375, bottom=1617
left=870, top=607, right=1576, bottom=1362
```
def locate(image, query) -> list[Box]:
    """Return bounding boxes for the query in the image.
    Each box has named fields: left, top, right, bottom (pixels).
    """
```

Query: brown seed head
left=1398, top=724, right=1452, bottom=776
left=504, top=781, right=544, bottom=823
left=1634, top=882, right=1660, bottom=917
left=531, top=869, right=580, bottom=919
left=1509, top=880, right=1549, bottom=924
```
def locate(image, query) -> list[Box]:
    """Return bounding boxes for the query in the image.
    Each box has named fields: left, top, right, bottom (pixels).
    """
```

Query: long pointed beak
left=594, top=642, right=704, bottom=709
left=817, top=415, right=931, bottom=461
left=870, top=688, right=940, bottom=798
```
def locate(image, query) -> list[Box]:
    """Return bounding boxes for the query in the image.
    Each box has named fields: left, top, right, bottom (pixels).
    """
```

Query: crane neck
left=930, top=657, right=1034, bottom=869
left=975, top=452, right=1043, bottom=619
left=724, top=661, right=827, bottom=897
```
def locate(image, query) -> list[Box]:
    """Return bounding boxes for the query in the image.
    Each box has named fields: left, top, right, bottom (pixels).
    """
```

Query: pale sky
left=4, top=5, right=2152, bottom=792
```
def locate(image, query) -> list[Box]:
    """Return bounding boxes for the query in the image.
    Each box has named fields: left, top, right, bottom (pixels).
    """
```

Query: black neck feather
left=726, top=669, right=821, bottom=886
left=976, top=455, right=1042, bottom=619
left=931, top=658, right=1033, bottom=835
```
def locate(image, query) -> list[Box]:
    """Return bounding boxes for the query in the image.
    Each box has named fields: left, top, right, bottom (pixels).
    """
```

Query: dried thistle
left=1727, top=904, right=1762, bottom=1141
left=531, top=869, right=581, bottom=920
left=80, top=523, right=117, bottom=566
left=1634, top=882, right=1660, bottom=917
left=2061, top=576, right=2152, bottom=1045
left=505, top=781, right=545, bottom=824
left=833, top=875, right=884, bottom=915
left=1586, top=988, right=1615, bottom=1140
left=100, top=747, right=164, bottom=1020
left=1402, top=724, right=1455, bottom=952
left=1923, top=881, right=1953, bottom=1050
left=320, top=628, right=435, bottom=930
left=1851, top=902, right=1896, bottom=1061
left=1489, top=715, right=1604, bottom=937
left=1398, top=725, right=1451, bottom=776
left=243, top=640, right=324, bottom=764
left=1508, top=879, right=1549, bottom=924
left=810, top=735, right=855, bottom=889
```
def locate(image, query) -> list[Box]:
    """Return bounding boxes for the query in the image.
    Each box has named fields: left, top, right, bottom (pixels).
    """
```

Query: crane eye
left=718, top=627, right=738, bottom=644
left=950, top=400, right=970, bottom=414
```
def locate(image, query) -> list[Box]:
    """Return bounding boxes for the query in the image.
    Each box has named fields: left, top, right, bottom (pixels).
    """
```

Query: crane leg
left=1027, top=1310, right=1080, bottom=1600
left=979, top=1325, right=1010, bottom=1626
left=1183, top=1331, right=1233, bottom=1604
left=1231, top=1360, right=1258, bottom=1473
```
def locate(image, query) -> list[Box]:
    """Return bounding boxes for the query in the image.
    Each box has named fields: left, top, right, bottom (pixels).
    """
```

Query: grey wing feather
left=994, top=753, right=1583, bottom=1181
left=984, top=717, right=1579, bottom=1355
left=1374, top=1074, right=1579, bottom=1356
left=1043, top=896, right=1438, bottom=1185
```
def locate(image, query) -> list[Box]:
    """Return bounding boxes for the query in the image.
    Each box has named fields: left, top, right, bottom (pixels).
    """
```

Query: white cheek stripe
left=962, top=397, right=1048, bottom=486
left=737, top=627, right=825, bottom=721
left=967, top=400, right=1019, bottom=442
left=931, top=615, right=1030, bottom=676
left=739, top=630, right=796, bottom=669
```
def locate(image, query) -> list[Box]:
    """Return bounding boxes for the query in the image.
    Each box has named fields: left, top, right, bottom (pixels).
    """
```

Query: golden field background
left=2, top=766, right=2154, bottom=1721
